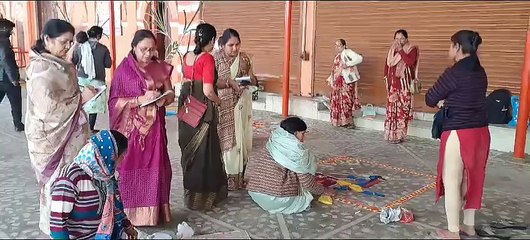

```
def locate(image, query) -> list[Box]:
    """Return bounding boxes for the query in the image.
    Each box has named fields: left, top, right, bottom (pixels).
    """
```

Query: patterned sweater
left=49, top=164, right=131, bottom=239
left=246, top=150, right=324, bottom=197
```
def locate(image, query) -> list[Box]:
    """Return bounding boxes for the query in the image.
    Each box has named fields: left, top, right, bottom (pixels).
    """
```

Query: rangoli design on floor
left=319, top=156, right=436, bottom=213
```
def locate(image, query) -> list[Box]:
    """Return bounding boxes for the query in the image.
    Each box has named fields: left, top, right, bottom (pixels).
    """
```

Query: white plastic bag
left=151, top=232, right=174, bottom=239
left=176, top=222, right=195, bottom=239
left=379, top=207, right=402, bottom=224
left=136, top=229, right=150, bottom=239
left=123, top=229, right=174, bottom=239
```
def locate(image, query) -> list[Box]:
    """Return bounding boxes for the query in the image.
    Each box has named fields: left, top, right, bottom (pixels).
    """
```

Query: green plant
left=95, top=13, right=110, bottom=39
left=146, top=1, right=203, bottom=63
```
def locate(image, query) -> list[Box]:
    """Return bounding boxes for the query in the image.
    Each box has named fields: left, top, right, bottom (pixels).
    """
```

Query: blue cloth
left=248, top=190, right=314, bottom=214
left=508, top=96, right=519, bottom=128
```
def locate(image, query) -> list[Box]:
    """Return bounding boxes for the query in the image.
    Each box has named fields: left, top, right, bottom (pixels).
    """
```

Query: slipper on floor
left=475, top=227, right=512, bottom=240
left=490, top=220, right=528, bottom=230
left=459, top=231, right=480, bottom=239
left=430, top=229, right=461, bottom=239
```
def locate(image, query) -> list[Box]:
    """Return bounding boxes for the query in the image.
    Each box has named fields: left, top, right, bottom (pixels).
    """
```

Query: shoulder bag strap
left=181, top=52, right=189, bottom=75
left=415, top=48, right=420, bottom=80
left=187, top=53, right=201, bottom=96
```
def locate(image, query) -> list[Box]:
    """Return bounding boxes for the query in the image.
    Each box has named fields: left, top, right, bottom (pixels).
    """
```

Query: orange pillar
left=26, top=1, right=37, bottom=45
left=282, top=0, right=293, bottom=117
left=109, top=0, right=117, bottom=78
left=25, top=1, right=38, bottom=67
left=514, top=28, right=530, bottom=159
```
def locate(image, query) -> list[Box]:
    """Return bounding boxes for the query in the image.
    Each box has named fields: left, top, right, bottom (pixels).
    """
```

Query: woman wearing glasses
left=25, top=19, right=94, bottom=236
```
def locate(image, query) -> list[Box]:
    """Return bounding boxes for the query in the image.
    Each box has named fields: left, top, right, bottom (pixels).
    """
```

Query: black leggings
left=0, top=81, right=23, bottom=128
left=89, top=113, right=97, bottom=131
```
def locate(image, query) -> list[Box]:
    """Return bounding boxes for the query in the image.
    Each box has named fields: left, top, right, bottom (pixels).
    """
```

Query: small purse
left=177, top=55, right=207, bottom=128
left=432, top=107, right=447, bottom=139
left=409, top=53, right=422, bottom=95
left=410, top=78, right=422, bottom=95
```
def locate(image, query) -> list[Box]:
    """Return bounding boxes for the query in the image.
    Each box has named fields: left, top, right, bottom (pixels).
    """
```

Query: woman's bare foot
left=460, top=225, right=476, bottom=236
left=435, top=229, right=461, bottom=239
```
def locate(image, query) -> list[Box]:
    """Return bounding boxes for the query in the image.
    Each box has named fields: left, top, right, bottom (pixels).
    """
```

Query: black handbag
left=432, top=107, right=448, bottom=139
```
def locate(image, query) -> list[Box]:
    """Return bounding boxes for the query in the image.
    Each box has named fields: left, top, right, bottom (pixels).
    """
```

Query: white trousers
left=442, top=130, right=476, bottom=232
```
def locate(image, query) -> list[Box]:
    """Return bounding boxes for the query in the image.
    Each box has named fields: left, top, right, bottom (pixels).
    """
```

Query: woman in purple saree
left=108, top=30, right=175, bottom=226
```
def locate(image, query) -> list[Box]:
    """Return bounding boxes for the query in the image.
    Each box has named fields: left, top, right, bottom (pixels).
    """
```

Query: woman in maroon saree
left=383, top=29, right=419, bottom=144
left=108, top=30, right=174, bottom=226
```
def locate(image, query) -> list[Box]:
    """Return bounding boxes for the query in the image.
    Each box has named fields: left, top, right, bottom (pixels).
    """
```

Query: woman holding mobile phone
left=213, top=28, right=258, bottom=191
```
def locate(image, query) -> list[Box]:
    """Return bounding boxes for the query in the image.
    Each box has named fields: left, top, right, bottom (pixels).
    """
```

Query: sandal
left=459, top=230, right=480, bottom=239
left=490, top=220, right=528, bottom=230
left=476, top=225, right=512, bottom=240
left=459, top=233, right=480, bottom=239
left=433, top=229, right=461, bottom=239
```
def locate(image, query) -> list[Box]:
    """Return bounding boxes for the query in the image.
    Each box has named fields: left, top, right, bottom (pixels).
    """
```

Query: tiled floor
left=1, top=95, right=529, bottom=239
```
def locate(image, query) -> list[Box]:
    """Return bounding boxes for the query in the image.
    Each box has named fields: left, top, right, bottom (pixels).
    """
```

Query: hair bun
left=470, top=31, right=482, bottom=51
left=193, top=23, right=217, bottom=55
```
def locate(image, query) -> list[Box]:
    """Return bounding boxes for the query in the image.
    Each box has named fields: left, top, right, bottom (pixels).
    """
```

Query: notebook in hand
left=83, top=85, right=107, bottom=107
left=140, top=91, right=172, bottom=108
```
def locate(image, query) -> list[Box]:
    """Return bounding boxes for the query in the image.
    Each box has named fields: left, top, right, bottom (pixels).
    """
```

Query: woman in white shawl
left=213, top=28, right=258, bottom=191
left=327, top=39, right=363, bottom=128
left=25, top=19, right=94, bottom=236
left=72, top=26, right=112, bottom=133
left=246, top=117, right=334, bottom=214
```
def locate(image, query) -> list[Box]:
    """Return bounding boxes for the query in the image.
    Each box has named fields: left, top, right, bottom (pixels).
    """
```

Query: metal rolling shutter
left=314, top=1, right=530, bottom=112
left=202, top=1, right=301, bottom=95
